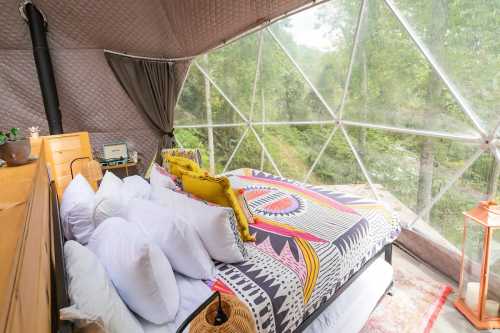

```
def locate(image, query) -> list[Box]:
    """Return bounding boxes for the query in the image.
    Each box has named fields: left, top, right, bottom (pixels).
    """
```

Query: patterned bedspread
left=206, top=169, right=401, bottom=333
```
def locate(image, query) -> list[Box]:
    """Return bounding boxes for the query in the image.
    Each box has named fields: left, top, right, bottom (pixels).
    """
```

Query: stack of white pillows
left=59, top=165, right=248, bottom=333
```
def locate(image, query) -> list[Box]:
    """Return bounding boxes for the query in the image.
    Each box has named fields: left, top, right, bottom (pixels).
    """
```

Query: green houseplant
left=0, top=128, right=31, bottom=166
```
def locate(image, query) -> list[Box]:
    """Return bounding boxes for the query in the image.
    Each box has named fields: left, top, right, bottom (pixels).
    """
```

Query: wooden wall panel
left=1, top=141, right=52, bottom=333
left=1, top=133, right=96, bottom=332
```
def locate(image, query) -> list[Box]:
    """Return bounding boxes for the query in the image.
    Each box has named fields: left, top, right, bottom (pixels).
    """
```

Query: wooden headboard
left=44, top=132, right=97, bottom=201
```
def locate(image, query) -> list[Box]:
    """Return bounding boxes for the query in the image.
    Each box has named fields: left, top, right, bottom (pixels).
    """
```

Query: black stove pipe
left=23, top=2, right=63, bottom=134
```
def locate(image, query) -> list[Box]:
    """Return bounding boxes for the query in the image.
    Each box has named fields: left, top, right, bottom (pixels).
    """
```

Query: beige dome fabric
left=0, top=0, right=311, bottom=161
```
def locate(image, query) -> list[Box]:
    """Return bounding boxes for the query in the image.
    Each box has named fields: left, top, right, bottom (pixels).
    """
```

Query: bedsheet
left=141, top=256, right=393, bottom=333
left=204, top=169, right=401, bottom=333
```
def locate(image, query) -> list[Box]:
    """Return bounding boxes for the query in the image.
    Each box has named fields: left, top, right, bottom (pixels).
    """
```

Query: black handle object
left=176, top=291, right=227, bottom=333
left=213, top=291, right=228, bottom=326
left=70, top=157, right=90, bottom=179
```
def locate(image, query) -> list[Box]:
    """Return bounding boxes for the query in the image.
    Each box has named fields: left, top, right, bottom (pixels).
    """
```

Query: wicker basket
left=189, top=294, right=256, bottom=333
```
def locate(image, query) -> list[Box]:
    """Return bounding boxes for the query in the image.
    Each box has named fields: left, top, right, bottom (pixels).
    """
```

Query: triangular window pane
left=344, top=126, right=481, bottom=235
left=195, top=34, right=258, bottom=119
left=429, top=154, right=494, bottom=248
left=175, top=65, right=207, bottom=126
left=176, top=65, right=244, bottom=127
left=269, top=0, right=361, bottom=110
left=342, top=0, right=478, bottom=136
left=253, top=125, right=335, bottom=182
left=213, top=127, right=266, bottom=174
left=392, top=0, right=499, bottom=133
left=307, top=127, right=368, bottom=187
left=256, top=31, right=333, bottom=123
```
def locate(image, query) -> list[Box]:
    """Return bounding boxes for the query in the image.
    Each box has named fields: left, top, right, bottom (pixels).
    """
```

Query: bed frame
left=295, top=244, right=393, bottom=332
left=49, top=180, right=393, bottom=333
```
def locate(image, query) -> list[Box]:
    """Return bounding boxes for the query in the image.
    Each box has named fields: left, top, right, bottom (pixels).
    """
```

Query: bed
left=51, top=168, right=401, bottom=333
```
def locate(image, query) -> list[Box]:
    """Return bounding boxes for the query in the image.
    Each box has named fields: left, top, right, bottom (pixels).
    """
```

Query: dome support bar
left=21, top=1, right=63, bottom=135
left=337, top=0, right=369, bottom=119
left=340, top=124, right=381, bottom=200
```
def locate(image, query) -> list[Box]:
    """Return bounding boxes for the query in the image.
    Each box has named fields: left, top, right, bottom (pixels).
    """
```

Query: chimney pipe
left=21, top=1, right=63, bottom=135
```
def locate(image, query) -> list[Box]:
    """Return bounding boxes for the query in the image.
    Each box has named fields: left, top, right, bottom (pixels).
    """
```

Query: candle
left=486, top=300, right=500, bottom=317
left=465, top=282, right=480, bottom=311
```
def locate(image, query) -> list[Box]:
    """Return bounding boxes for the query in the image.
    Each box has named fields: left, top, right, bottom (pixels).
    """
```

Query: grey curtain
left=105, top=52, right=190, bottom=153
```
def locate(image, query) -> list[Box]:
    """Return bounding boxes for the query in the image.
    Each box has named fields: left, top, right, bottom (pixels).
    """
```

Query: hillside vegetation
left=175, top=0, right=500, bottom=247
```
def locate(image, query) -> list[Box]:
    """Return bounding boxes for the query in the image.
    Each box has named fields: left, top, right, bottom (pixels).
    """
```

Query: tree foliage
left=175, top=0, right=499, bottom=247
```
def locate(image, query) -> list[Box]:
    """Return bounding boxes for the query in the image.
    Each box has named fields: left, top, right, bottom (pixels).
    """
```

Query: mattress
left=144, top=168, right=401, bottom=333
left=141, top=256, right=393, bottom=333
left=210, top=169, right=400, bottom=332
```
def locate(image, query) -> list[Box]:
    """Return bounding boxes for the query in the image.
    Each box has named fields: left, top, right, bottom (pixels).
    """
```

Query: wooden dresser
left=0, top=139, right=52, bottom=333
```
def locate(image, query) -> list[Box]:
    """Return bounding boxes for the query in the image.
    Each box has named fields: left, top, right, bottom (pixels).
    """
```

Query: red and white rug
left=360, top=261, right=453, bottom=333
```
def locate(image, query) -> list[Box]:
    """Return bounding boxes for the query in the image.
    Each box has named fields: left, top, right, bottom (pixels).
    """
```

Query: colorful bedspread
left=206, top=169, right=401, bottom=333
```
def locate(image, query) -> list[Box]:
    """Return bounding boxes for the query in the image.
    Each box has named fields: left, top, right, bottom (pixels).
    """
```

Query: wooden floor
left=393, top=246, right=499, bottom=333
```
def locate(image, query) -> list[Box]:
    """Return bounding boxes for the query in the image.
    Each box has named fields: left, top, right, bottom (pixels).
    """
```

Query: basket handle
left=176, top=291, right=223, bottom=333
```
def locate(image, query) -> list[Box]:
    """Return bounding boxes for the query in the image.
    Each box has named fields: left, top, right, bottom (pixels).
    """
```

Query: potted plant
left=0, top=128, right=31, bottom=166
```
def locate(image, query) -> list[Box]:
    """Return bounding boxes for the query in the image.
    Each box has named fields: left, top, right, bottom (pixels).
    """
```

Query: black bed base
left=294, top=244, right=393, bottom=332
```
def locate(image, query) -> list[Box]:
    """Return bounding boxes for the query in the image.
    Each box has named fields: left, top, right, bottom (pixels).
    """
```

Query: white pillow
left=94, top=171, right=124, bottom=225
left=87, top=217, right=179, bottom=324
left=150, top=163, right=178, bottom=190
left=60, top=174, right=96, bottom=244
left=124, top=199, right=216, bottom=279
left=60, top=240, right=143, bottom=333
left=150, top=186, right=247, bottom=263
left=122, top=175, right=151, bottom=203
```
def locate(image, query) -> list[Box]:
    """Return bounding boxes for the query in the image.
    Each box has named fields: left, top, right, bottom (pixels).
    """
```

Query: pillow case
left=180, top=170, right=254, bottom=241
left=166, top=155, right=201, bottom=178
left=124, top=199, right=216, bottom=279
left=123, top=175, right=151, bottom=200
left=60, top=174, right=96, bottom=244
left=94, top=171, right=124, bottom=225
left=150, top=186, right=247, bottom=263
left=149, top=163, right=178, bottom=190
left=87, top=217, right=179, bottom=324
left=61, top=241, right=143, bottom=333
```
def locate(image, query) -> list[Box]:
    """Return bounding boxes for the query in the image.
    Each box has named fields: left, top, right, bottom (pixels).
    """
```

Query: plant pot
left=0, top=139, right=31, bottom=166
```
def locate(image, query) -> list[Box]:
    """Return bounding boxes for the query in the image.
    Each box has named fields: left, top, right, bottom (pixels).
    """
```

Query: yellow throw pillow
left=161, top=148, right=202, bottom=168
left=180, top=170, right=254, bottom=242
left=166, top=155, right=201, bottom=178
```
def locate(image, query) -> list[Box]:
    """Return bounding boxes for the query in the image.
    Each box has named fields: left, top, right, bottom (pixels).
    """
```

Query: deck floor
left=393, top=246, right=499, bottom=333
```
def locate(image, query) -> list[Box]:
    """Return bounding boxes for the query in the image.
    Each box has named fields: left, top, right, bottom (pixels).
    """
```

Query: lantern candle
left=486, top=300, right=500, bottom=317
left=465, top=282, right=480, bottom=311
left=455, top=201, right=500, bottom=329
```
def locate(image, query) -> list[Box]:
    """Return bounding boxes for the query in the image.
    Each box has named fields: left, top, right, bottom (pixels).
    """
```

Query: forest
left=174, top=0, right=500, bottom=247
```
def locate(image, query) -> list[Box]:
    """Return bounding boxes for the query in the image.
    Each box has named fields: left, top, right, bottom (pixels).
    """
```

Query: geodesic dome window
left=174, top=0, right=500, bottom=263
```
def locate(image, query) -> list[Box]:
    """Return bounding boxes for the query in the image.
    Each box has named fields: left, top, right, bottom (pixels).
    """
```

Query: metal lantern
left=455, top=201, right=500, bottom=329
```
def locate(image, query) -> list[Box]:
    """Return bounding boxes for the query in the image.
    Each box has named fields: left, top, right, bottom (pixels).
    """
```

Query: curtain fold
left=105, top=52, right=190, bottom=154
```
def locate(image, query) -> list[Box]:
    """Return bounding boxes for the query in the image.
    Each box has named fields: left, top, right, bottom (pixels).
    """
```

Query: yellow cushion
left=166, top=155, right=201, bottom=178
left=180, top=170, right=254, bottom=242
left=161, top=148, right=202, bottom=168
